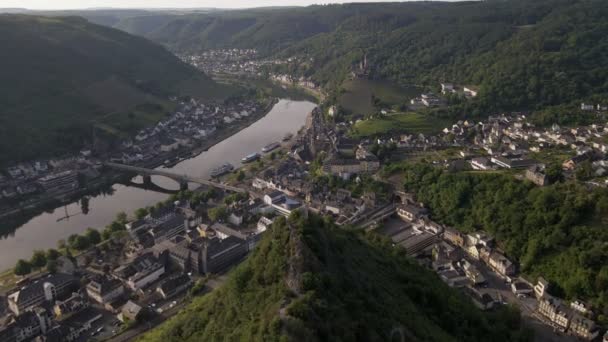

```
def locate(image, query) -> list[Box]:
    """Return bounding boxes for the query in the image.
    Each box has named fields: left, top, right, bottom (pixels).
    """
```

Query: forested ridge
left=401, top=164, right=608, bottom=323
left=140, top=213, right=532, bottom=341
left=89, top=0, right=608, bottom=117
left=0, top=14, right=222, bottom=164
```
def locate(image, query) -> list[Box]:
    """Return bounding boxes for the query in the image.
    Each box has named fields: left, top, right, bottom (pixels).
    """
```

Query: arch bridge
left=104, top=162, right=246, bottom=193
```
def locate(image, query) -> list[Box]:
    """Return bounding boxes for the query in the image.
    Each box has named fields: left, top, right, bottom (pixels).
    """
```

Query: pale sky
left=0, top=0, right=453, bottom=10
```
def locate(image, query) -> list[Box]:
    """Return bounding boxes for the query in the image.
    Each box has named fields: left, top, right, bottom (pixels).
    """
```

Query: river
left=0, top=99, right=316, bottom=271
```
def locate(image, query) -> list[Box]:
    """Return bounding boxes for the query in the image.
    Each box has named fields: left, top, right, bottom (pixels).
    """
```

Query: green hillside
left=0, top=14, right=229, bottom=164
left=94, top=0, right=608, bottom=118
left=140, top=214, right=532, bottom=342
left=400, top=163, right=608, bottom=321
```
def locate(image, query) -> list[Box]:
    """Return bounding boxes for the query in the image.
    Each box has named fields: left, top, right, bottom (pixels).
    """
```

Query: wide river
left=0, top=99, right=316, bottom=271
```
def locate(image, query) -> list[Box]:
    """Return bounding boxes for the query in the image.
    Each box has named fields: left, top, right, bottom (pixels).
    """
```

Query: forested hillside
left=91, top=0, right=608, bottom=117
left=141, top=214, right=532, bottom=342
left=0, top=14, right=225, bottom=164
left=401, top=164, right=608, bottom=323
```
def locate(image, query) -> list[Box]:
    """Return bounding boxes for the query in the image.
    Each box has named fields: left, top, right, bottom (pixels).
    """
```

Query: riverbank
left=0, top=98, right=279, bottom=232
left=0, top=99, right=317, bottom=272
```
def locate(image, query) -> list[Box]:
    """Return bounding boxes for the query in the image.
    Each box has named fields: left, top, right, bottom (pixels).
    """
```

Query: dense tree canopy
left=401, top=164, right=608, bottom=321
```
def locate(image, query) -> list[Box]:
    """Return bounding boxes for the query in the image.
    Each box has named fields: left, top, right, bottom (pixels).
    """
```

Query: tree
left=236, top=170, right=246, bottom=182
left=67, top=234, right=79, bottom=247
left=208, top=206, right=228, bottom=222
left=30, top=250, right=47, bottom=269
left=575, top=161, right=593, bottom=181
left=85, top=228, right=101, bottom=245
left=46, top=248, right=61, bottom=261
left=70, top=235, right=90, bottom=251
left=57, top=239, right=66, bottom=250
left=545, top=163, right=564, bottom=184
left=135, top=207, right=149, bottom=220
left=14, top=259, right=31, bottom=276
left=116, top=211, right=128, bottom=224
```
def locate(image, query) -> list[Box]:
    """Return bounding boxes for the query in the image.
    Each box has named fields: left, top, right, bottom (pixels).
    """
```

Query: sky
left=0, top=0, right=452, bottom=10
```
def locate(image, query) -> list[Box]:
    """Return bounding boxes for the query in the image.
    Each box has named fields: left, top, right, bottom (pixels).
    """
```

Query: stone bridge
left=104, top=162, right=247, bottom=193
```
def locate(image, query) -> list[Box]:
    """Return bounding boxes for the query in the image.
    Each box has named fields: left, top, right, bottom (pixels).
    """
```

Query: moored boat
left=241, top=152, right=261, bottom=163
left=210, top=163, right=234, bottom=177
left=262, top=142, right=280, bottom=153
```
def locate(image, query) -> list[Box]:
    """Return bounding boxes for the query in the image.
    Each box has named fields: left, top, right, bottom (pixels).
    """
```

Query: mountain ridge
left=0, top=14, right=227, bottom=164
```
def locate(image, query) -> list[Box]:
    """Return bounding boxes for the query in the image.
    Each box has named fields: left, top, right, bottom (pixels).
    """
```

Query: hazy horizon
left=0, top=0, right=460, bottom=11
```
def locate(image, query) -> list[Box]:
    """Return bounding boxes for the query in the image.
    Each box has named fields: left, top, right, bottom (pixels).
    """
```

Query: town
left=1, top=83, right=608, bottom=341
left=0, top=96, right=270, bottom=224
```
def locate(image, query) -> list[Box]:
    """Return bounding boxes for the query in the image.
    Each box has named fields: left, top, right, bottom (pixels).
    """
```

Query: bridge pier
left=179, top=180, right=188, bottom=191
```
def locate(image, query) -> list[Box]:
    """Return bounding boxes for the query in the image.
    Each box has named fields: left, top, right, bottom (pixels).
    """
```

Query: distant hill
left=89, top=0, right=608, bottom=118
left=140, top=214, right=532, bottom=342
left=0, top=14, right=230, bottom=164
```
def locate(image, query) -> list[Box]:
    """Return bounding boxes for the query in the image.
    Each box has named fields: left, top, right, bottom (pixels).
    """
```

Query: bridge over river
left=104, top=162, right=247, bottom=193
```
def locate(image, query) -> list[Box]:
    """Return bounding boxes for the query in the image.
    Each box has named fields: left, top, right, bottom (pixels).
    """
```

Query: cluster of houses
left=440, top=83, right=478, bottom=97
left=179, top=49, right=263, bottom=76
left=0, top=97, right=264, bottom=219
left=438, top=113, right=608, bottom=184
left=534, top=277, right=604, bottom=340
left=0, top=179, right=311, bottom=341
left=410, top=92, right=444, bottom=108
left=269, top=74, right=319, bottom=91
left=179, top=49, right=309, bottom=79
left=110, top=98, right=262, bottom=167
left=0, top=156, right=101, bottom=205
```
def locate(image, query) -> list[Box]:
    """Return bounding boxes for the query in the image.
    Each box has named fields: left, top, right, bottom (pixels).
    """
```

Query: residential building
left=525, top=165, right=548, bottom=186
left=570, top=314, right=599, bottom=340
left=86, top=275, right=125, bottom=304
left=570, top=299, right=592, bottom=315
left=487, top=250, right=516, bottom=276
left=538, top=295, right=570, bottom=331
left=57, top=307, right=102, bottom=341
left=202, top=235, right=249, bottom=274
left=443, top=227, right=465, bottom=247
left=257, top=216, right=274, bottom=232
left=157, top=274, right=192, bottom=299
left=36, top=171, right=78, bottom=193
left=0, top=310, right=47, bottom=342
left=464, top=86, right=478, bottom=97
left=470, top=157, right=492, bottom=170
left=491, top=156, right=539, bottom=169
left=113, top=254, right=165, bottom=290
left=53, top=292, right=89, bottom=317
left=118, top=301, right=144, bottom=322
left=440, top=83, right=454, bottom=94
left=461, top=260, right=485, bottom=285
left=511, top=281, right=533, bottom=296
left=396, top=204, right=428, bottom=222
left=463, top=286, right=496, bottom=311
left=534, top=277, right=549, bottom=298
left=7, top=274, right=77, bottom=315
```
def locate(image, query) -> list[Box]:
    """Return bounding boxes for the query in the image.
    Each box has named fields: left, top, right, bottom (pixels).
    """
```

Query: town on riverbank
left=1, top=46, right=608, bottom=341
left=0, top=95, right=277, bottom=229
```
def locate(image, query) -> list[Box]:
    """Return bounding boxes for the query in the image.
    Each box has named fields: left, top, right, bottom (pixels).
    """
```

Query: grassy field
left=529, top=147, right=574, bottom=166
left=351, top=112, right=449, bottom=138
left=338, top=78, right=421, bottom=117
